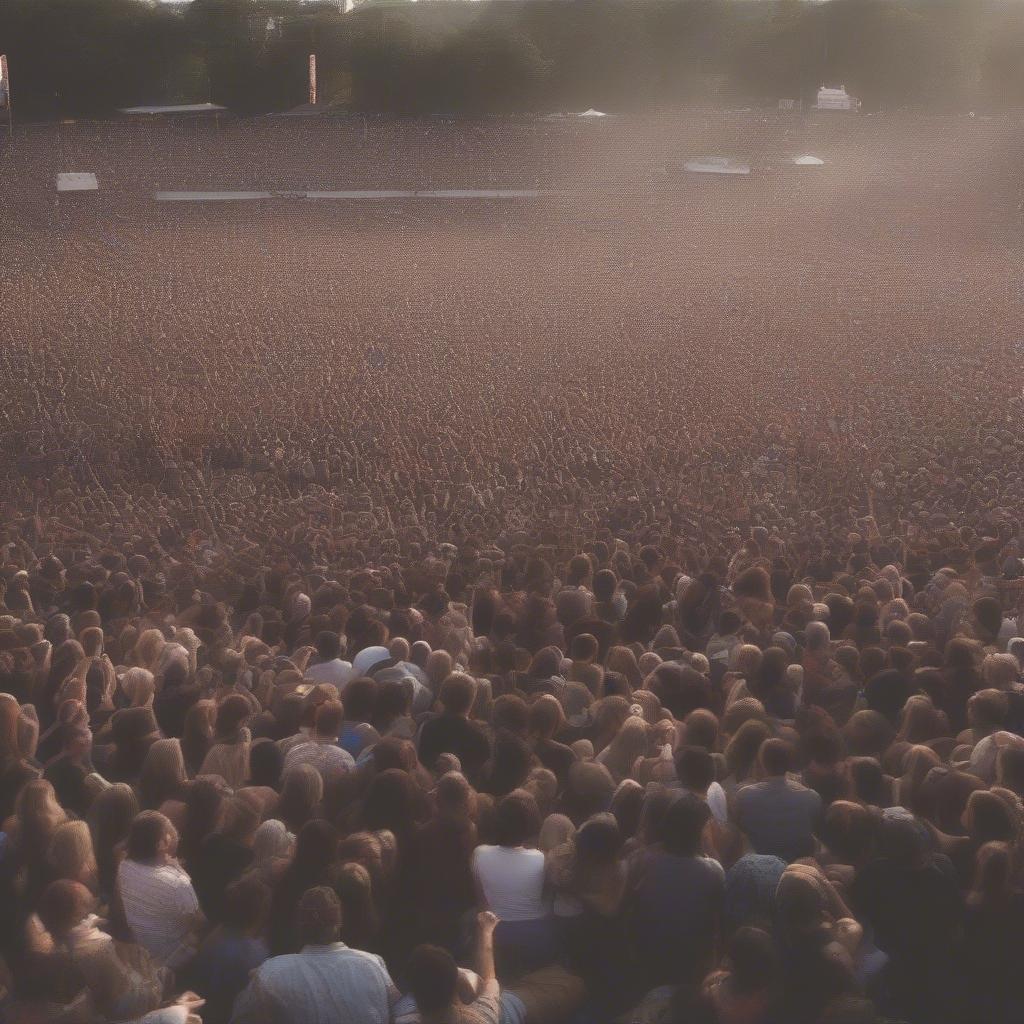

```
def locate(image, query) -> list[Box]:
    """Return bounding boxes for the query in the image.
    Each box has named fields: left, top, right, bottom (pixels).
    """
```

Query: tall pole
left=309, top=53, right=317, bottom=106
left=1, top=55, right=12, bottom=135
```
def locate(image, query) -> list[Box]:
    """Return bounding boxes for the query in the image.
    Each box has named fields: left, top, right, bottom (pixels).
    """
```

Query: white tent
left=56, top=173, right=98, bottom=192
left=577, top=109, right=607, bottom=118
left=683, top=157, right=750, bottom=176
left=793, top=155, right=825, bottom=166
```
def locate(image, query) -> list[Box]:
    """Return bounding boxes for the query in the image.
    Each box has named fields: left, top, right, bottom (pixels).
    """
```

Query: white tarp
left=683, top=157, right=751, bottom=176
left=577, top=108, right=607, bottom=118
left=119, top=103, right=226, bottom=114
left=56, top=173, right=99, bottom=192
left=793, top=155, right=825, bottom=166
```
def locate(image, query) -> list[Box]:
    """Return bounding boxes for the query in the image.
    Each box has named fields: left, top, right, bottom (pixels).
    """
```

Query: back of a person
left=472, top=845, right=547, bottom=921
left=117, top=856, right=197, bottom=965
left=419, top=714, right=490, bottom=779
left=631, top=849, right=724, bottom=985
left=305, top=659, right=355, bottom=688
left=249, top=943, right=394, bottom=1024
left=735, top=777, right=820, bottom=863
left=633, top=849, right=723, bottom=941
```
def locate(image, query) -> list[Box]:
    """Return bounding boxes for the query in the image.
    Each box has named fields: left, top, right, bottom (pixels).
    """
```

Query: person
left=472, top=791, right=557, bottom=980
left=304, top=632, right=355, bottom=689
left=734, top=740, right=821, bottom=863
left=231, top=886, right=400, bottom=1024
left=627, top=793, right=724, bottom=990
left=851, top=814, right=963, bottom=1024
left=419, top=674, right=491, bottom=782
left=37, top=878, right=200, bottom=1024
left=962, top=840, right=1024, bottom=1023
left=401, top=912, right=501, bottom=1024
left=186, top=877, right=271, bottom=1024
left=283, top=699, right=355, bottom=780
left=397, top=912, right=584, bottom=1024
left=115, top=811, right=204, bottom=971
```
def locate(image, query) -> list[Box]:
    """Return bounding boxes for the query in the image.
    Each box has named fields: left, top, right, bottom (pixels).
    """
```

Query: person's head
left=847, top=758, right=887, bottom=807
left=434, top=771, right=476, bottom=820
left=494, top=790, right=542, bottom=847
left=89, top=782, right=139, bottom=853
left=684, top=709, right=719, bottom=750
left=15, top=778, right=67, bottom=846
left=407, top=944, right=459, bottom=1017
left=139, top=737, right=187, bottom=808
left=611, top=778, right=645, bottom=839
left=963, top=789, right=1019, bottom=844
left=725, top=719, right=771, bottom=778
left=674, top=746, right=715, bottom=794
left=48, top=820, right=98, bottom=889
left=529, top=694, right=565, bottom=740
left=38, top=879, right=95, bottom=940
left=248, top=737, right=285, bottom=788
left=126, top=810, right=177, bottom=863
left=292, top=819, right=340, bottom=877
left=279, top=763, right=324, bottom=830
left=758, top=738, right=792, bottom=778
left=821, top=800, right=878, bottom=866
left=439, top=672, right=476, bottom=716
left=659, top=792, right=710, bottom=857
left=215, top=693, right=251, bottom=739
left=297, top=885, right=342, bottom=945
left=315, top=631, right=342, bottom=662
left=968, top=840, right=1014, bottom=907
left=967, top=689, right=1009, bottom=734
left=253, top=818, right=294, bottom=868
left=574, top=812, right=622, bottom=868
left=315, top=698, right=345, bottom=739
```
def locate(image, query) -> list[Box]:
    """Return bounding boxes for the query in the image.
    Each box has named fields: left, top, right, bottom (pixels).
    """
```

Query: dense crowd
left=2, top=112, right=1024, bottom=1024
left=2, top=514, right=1024, bottom=1024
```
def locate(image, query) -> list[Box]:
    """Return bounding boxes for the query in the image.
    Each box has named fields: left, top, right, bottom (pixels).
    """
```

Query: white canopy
left=793, top=155, right=825, bottom=166
left=577, top=109, right=607, bottom=118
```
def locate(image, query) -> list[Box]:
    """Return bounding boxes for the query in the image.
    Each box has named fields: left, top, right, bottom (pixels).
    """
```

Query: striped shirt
left=116, top=858, right=200, bottom=967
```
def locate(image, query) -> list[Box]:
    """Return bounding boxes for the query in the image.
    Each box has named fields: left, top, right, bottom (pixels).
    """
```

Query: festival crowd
left=2, top=512, right=1024, bottom=1024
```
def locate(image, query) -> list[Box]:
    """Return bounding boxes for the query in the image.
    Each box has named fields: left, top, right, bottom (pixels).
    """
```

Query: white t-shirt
left=305, top=659, right=356, bottom=689
left=472, top=846, right=548, bottom=922
left=116, top=858, right=199, bottom=966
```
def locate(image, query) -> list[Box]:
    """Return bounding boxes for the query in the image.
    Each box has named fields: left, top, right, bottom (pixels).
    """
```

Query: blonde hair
left=139, top=738, right=188, bottom=808
left=119, top=667, right=155, bottom=707
left=132, top=629, right=167, bottom=672
left=48, top=820, right=98, bottom=887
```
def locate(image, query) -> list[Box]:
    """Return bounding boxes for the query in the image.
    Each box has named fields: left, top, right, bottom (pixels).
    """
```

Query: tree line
left=2, top=0, right=1024, bottom=119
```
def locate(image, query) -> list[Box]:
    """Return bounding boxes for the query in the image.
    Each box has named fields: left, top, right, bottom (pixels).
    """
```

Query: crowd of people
left=2, top=515, right=1024, bottom=1024
left=2, top=112, right=1024, bottom=1024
